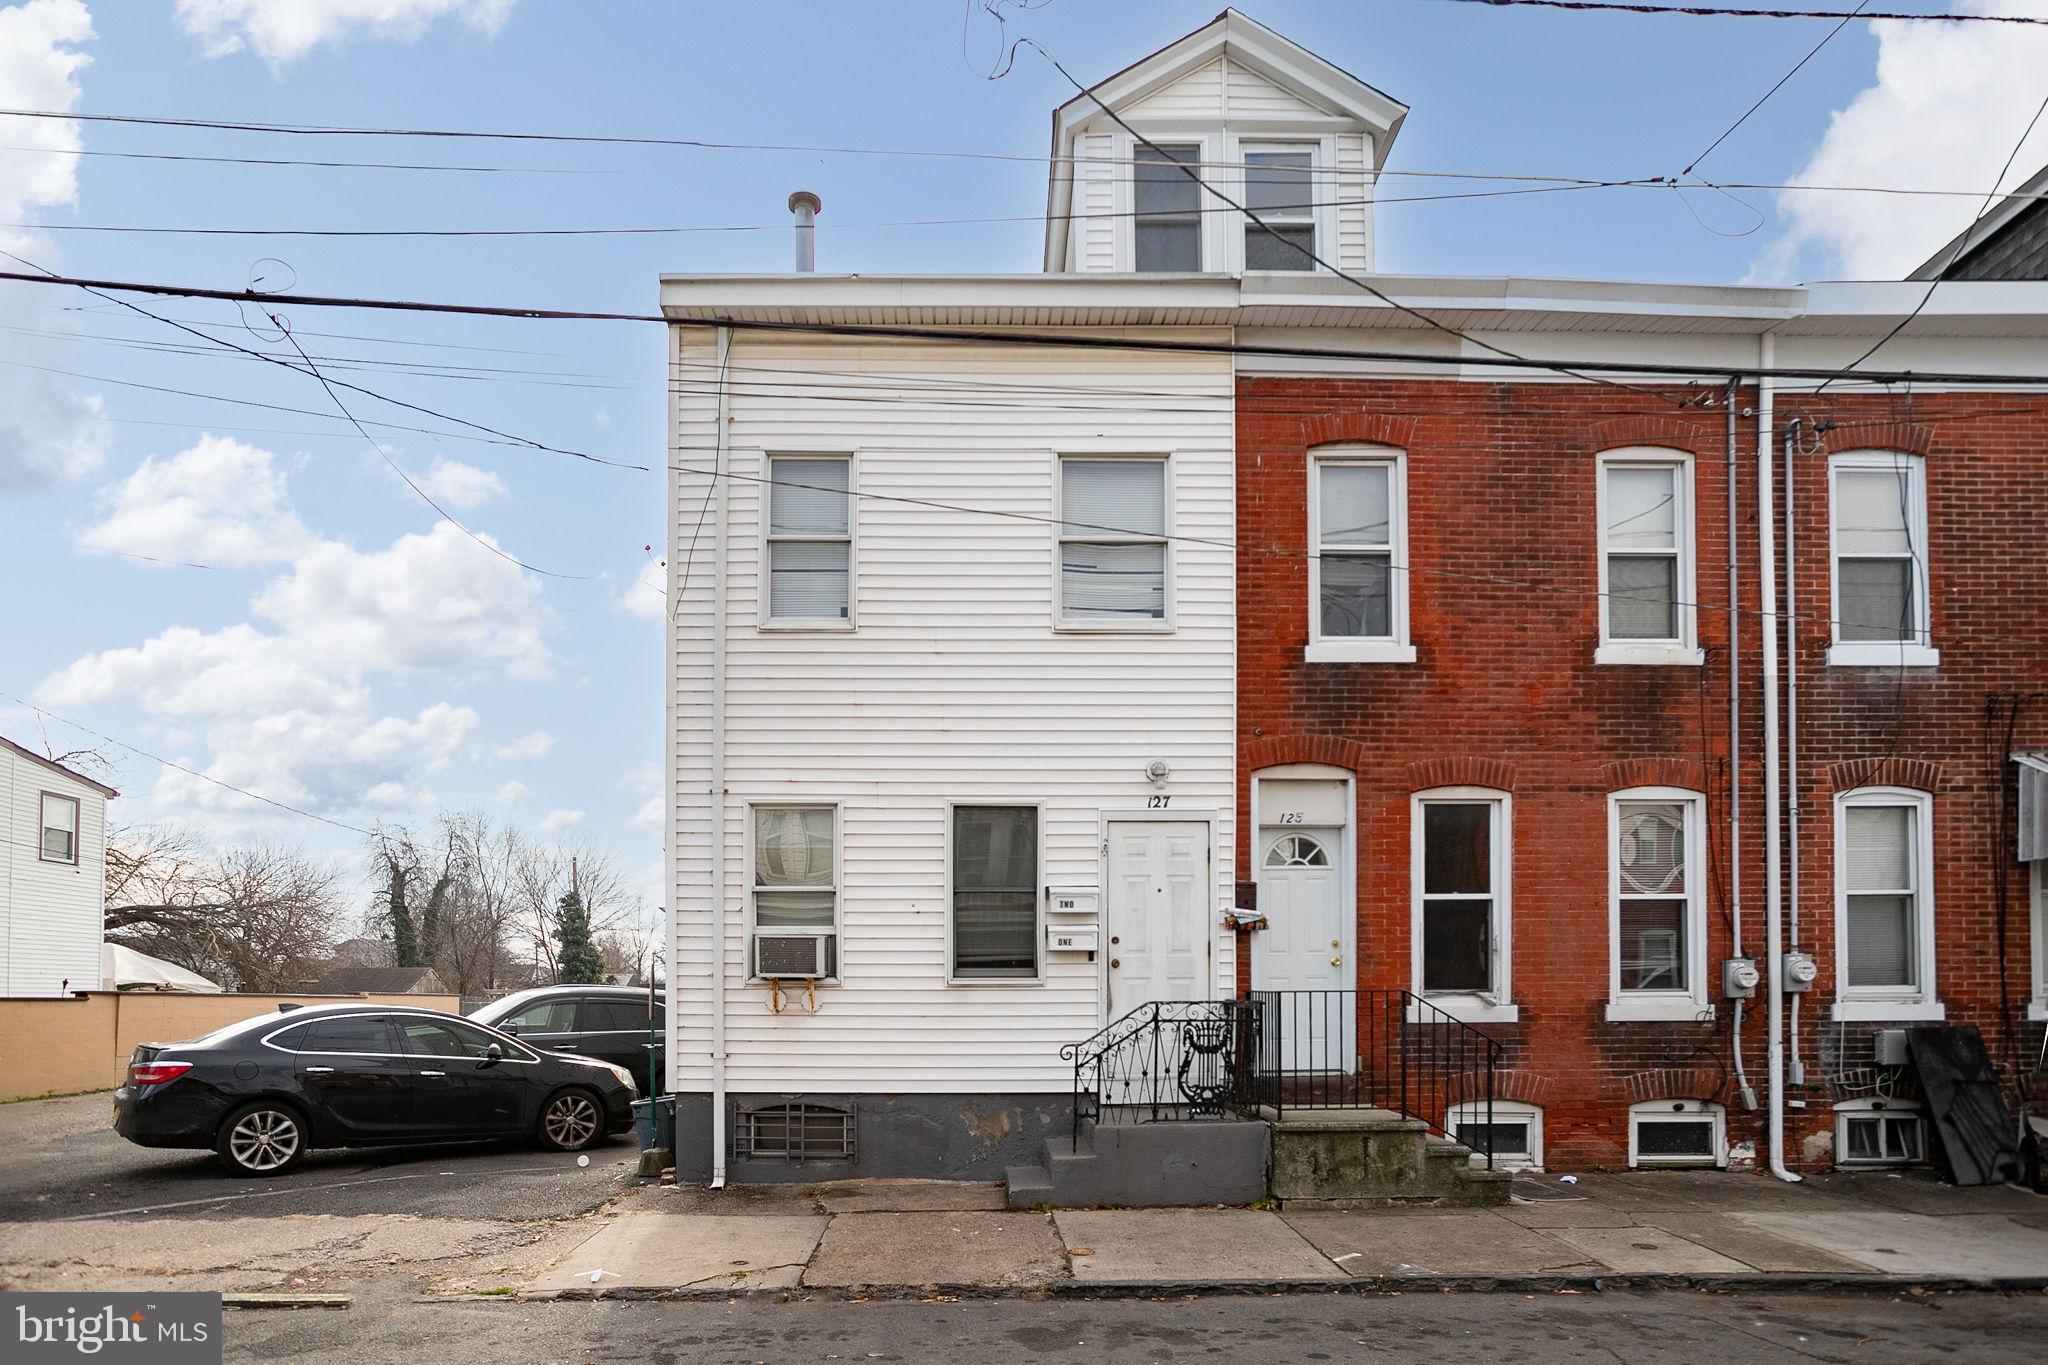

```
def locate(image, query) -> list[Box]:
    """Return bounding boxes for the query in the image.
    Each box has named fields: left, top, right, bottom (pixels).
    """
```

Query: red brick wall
left=1235, top=377, right=2048, bottom=1172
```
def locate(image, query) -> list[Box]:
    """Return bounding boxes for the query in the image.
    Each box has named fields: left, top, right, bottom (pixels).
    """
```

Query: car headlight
left=606, top=1063, right=635, bottom=1089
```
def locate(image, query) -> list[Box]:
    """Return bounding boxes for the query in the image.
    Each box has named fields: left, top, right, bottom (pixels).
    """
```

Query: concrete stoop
left=1268, top=1108, right=1510, bottom=1209
left=1004, top=1118, right=1269, bottom=1209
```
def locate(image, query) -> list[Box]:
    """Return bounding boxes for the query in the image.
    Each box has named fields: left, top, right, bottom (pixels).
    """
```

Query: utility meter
left=1782, top=952, right=1818, bottom=993
left=1721, top=957, right=1760, bottom=999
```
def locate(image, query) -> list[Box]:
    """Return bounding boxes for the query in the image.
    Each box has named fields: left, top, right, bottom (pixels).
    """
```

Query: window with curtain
left=40, top=793, right=79, bottom=864
left=1059, top=458, right=1167, bottom=622
left=1833, top=456, right=1924, bottom=644
left=1243, top=147, right=1315, bottom=270
left=1615, top=799, right=1694, bottom=994
left=1315, top=460, right=1397, bottom=640
left=951, top=806, right=1038, bottom=980
left=753, top=807, right=836, bottom=931
left=1419, top=800, right=1499, bottom=994
left=1133, top=143, right=1201, bottom=272
left=1842, top=801, right=1920, bottom=991
left=1602, top=460, right=1685, bottom=642
left=766, top=456, right=850, bottom=622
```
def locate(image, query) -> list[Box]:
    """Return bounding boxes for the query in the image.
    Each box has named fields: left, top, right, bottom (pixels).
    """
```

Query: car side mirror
left=480, top=1042, right=503, bottom=1069
left=500, top=1023, right=520, bottom=1036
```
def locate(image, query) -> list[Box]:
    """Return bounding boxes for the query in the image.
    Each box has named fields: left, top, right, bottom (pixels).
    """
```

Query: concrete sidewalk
left=513, top=1169, right=2048, bottom=1299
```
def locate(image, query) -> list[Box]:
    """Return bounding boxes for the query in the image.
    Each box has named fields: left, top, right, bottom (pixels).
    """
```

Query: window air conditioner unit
left=755, top=932, right=832, bottom=979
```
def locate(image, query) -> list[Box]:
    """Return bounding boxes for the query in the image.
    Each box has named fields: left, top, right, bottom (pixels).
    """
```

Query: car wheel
left=537, top=1088, right=604, bottom=1152
left=216, top=1101, right=306, bottom=1177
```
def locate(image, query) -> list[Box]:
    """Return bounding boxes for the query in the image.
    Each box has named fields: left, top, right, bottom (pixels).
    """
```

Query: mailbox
left=1047, top=925, right=1100, bottom=954
left=1046, top=887, right=1099, bottom=916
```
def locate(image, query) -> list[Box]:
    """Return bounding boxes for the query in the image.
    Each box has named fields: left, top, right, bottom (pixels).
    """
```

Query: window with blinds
left=39, top=792, right=79, bottom=864
left=1601, top=458, right=1688, bottom=643
left=951, top=805, right=1039, bottom=981
left=1831, top=453, right=1927, bottom=646
left=765, top=456, right=851, bottom=623
left=752, top=806, right=838, bottom=977
left=1842, top=801, right=1919, bottom=991
left=1058, top=457, right=1168, bottom=623
left=1315, top=459, right=1399, bottom=641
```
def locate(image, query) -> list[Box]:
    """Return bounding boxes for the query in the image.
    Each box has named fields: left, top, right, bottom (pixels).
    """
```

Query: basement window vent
left=734, top=1103, right=854, bottom=1162
left=1835, top=1100, right=1926, bottom=1166
left=1628, top=1099, right=1726, bottom=1169
left=1447, top=1100, right=1544, bottom=1170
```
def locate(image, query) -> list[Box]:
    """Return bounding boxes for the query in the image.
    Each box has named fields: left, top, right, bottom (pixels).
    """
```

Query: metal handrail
left=1064, top=999, right=1259, bottom=1143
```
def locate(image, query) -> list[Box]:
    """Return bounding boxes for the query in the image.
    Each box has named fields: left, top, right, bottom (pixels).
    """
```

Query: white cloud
left=493, top=779, right=529, bottom=805
left=0, top=0, right=108, bottom=493
left=496, top=730, right=554, bottom=760
left=176, top=0, right=514, bottom=67
left=538, top=808, right=584, bottom=832
left=615, top=557, right=667, bottom=622
left=1754, top=1, right=2048, bottom=282
left=411, top=456, right=508, bottom=511
left=79, top=435, right=311, bottom=567
left=628, top=795, right=663, bottom=831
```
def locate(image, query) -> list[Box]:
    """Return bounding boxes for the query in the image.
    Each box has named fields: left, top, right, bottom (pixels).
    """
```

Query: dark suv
left=470, top=985, right=665, bottom=1093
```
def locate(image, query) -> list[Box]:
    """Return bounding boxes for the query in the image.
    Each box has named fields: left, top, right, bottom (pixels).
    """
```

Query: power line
left=1429, top=0, right=2048, bottom=23
left=0, top=141, right=620, bottom=175
left=1681, top=0, right=1866, bottom=176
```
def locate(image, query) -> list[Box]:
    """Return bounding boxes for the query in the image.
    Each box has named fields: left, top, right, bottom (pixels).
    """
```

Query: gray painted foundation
left=669, top=1092, right=1073, bottom=1184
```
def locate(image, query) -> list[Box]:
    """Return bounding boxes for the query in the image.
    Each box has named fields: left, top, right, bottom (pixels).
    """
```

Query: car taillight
left=128, top=1060, right=192, bottom=1087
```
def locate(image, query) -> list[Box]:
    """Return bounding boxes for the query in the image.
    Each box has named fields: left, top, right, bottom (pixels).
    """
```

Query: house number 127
left=1147, top=794, right=1171, bottom=808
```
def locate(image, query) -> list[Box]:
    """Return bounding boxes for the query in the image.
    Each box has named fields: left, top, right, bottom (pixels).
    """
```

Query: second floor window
left=765, top=456, right=851, bottom=624
left=1058, top=457, right=1168, bottom=624
left=40, top=792, right=79, bottom=864
left=1313, top=455, right=1402, bottom=642
left=1831, top=451, right=1930, bottom=651
left=1243, top=147, right=1316, bottom=270
left=1133, top=143, right=1202, bottom=272
left=1600, top=456, right=1690, bottom=645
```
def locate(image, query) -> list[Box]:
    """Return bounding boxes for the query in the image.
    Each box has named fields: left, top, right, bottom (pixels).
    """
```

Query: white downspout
left=1757, top=333, right=1799, bottom=1183
left=709, top=324, right=733, bottom=1189
left=1784, top=418, right=1805, bottom=1089
left=1726, top=377, right=1753, bottom=1111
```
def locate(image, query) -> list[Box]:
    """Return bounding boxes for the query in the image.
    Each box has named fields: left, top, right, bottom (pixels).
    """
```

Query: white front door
left=1254, top=828, right=1353, bottom=1072
left=1104, top=819, right=1209, bottom=1017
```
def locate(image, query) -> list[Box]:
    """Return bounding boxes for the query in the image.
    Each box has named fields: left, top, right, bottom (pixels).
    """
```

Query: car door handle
left=419, top=1070, right=446, bottom=1077
left=304, top=1066, right=334, bottom=1074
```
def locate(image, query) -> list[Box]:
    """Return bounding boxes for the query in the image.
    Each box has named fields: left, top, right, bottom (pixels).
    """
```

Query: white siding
left=668, top=329, right=1236, bottom=1094
left=1333, top=132, right=1373, bottom=275
left=1, top=749, right=106, bottom=996
left=1076, top=131, right=1117, bottom=273
left=1123, top=57, right=1227, bottom=120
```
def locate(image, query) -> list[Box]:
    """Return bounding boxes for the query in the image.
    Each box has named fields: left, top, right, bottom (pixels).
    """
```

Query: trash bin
left=632, top=1096, right=675, bottom=1152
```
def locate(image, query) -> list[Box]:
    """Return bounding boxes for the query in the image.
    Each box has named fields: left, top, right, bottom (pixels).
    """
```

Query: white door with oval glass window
left=1255, top=829, right=1353, bottom=1072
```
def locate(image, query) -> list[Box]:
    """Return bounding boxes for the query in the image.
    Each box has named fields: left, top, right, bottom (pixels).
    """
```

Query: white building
left=1, top=735, right=114, bottom=997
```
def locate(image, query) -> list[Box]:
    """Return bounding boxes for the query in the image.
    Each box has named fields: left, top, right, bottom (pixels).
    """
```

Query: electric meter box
left=1782, top=951, right=1818, bottom=993
left=1721, top=957, right=1760, bottom=999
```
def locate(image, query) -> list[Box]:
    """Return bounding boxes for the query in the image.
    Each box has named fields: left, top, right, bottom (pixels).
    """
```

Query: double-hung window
left=1057, top=457, right=1169, bottom=625
left=765, top=455, right=852, bottom=626
left=1829, top=451, right=1935, bottom=666
left=950, top=805, right=1039, bottom=982
left=1608, top=790, right=1707, bottom=1020
left=1597, top=452, right=1698, bottom=664
left=1133, top=143, right=1202, bottom=272
left=1834, top=788, right=1939, bottom=1019
left=1309, top=451, right=1412, bottom=662
left=39, top=793, right=79, bottom=864
left=752, top=805, right=839, bottom=979
left=1413, top=790, right=1514, bottom=1018
left=1243, top=146, right=1316, bottom=270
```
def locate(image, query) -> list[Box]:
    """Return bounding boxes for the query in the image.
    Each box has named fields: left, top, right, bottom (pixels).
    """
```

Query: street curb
left=508, top=1272, right=2048, bottom=1303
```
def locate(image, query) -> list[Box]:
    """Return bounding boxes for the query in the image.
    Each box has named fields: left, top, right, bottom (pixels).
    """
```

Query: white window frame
left=1306, top=447, right=1414, bottom=664
left=1595, top=449, right=1702, bottom=666
left=1606, top=788, right=1711, bottom=1021
left=1123, top=134, right=1215, bottom=274
left=746, top=802, right=842, bottom=984
left=760, top=450, right=856, bottom=631
left=1238, top=140, right=1323, bottom=273
left=1446, top=1099, right=1544, bottom=1171
left=1827, top=450, right=1938, bottom=667
left=38, top=791, right=80, bottom=866
left=1832, top=786, right=1942, bottom=1021
left=2032, top=860, right=2048, bottom=1022
left=1053, top=452, right=1175, bottom=632
left=1832, top=1098, right=1927, bottom=1167
left=945, top=800, right=1045, bottom=987
left=1409, top=787, right=1517, bottom=1023
left=1628, top=1098, right=1726, bottom=1169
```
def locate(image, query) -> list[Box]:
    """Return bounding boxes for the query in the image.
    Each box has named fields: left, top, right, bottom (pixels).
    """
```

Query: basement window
left=1628, top=1098, right=1726, bottom=1168
left=1834, top=1099, right=1926, bottom=1167
left=1447, top=1100, right=1543, bottom=1170
left=734, top=1103, right=854, bottom=1163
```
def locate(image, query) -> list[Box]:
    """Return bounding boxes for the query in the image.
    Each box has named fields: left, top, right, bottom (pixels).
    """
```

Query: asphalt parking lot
left=0, top=1091, right=636, bottom=1224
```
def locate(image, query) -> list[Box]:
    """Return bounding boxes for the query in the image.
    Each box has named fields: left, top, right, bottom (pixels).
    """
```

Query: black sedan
left=470, top=984, right=665, bottom=1094
left=112, top=1003, right=637, bottom=1176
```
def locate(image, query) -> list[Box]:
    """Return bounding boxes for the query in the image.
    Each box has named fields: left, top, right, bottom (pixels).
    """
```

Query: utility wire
left=1430, top=0, right=2048, bottom=24
left=1681, top=0, right=1866, bottom=176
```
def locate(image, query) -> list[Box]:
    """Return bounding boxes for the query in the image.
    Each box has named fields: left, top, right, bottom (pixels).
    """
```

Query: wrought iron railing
left=1062, top=991, right=1501, bottom=1166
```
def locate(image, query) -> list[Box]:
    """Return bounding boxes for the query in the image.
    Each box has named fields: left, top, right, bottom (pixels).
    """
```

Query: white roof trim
left=1909, top=161, right=2048, bottom=281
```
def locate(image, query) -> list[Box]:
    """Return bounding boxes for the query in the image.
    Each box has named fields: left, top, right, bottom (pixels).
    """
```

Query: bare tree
left=512, top=836, right=638, bottom=985
left=107, top=836, right=344, bottom=991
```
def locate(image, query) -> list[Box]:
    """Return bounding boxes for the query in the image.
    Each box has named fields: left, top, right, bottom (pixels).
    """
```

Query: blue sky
left=2, top=0, right=2043, bottom=911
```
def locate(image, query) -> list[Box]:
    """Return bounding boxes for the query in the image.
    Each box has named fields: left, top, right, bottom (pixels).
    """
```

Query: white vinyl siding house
left=1, top=737, right=115, bottom=997
left=663, top=317, right=1236, bottom=1100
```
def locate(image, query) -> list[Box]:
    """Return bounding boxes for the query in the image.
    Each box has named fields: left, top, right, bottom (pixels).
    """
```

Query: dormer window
left=1244, top=146, right=1316, bottom=270
left=1134, top=143, right=1202, bottom=272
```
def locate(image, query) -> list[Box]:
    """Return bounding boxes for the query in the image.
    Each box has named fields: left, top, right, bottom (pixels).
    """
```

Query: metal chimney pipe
left=788, top=190, right=821, bottom=272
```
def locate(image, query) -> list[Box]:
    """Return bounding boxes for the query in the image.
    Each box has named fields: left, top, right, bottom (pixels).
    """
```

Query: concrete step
left=1002, top=1164, right=1054, bottom=1210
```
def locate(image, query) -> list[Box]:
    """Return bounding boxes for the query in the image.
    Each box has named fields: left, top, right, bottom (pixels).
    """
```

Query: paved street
left=224, top=1289, right=2048, bottom=1364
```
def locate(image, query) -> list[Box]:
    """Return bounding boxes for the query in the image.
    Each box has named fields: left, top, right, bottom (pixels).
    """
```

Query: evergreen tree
left=554, top=889, right=604, bottom=984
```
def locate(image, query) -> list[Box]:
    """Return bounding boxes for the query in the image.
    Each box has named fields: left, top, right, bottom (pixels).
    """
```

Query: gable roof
left=0, top=735, right=120, bottom=798
left=1910, top=162, right=2048, bottom=281
left=308, top=965, right=451, bottom=995
left=1044, top=9, right=1409, bottom=271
